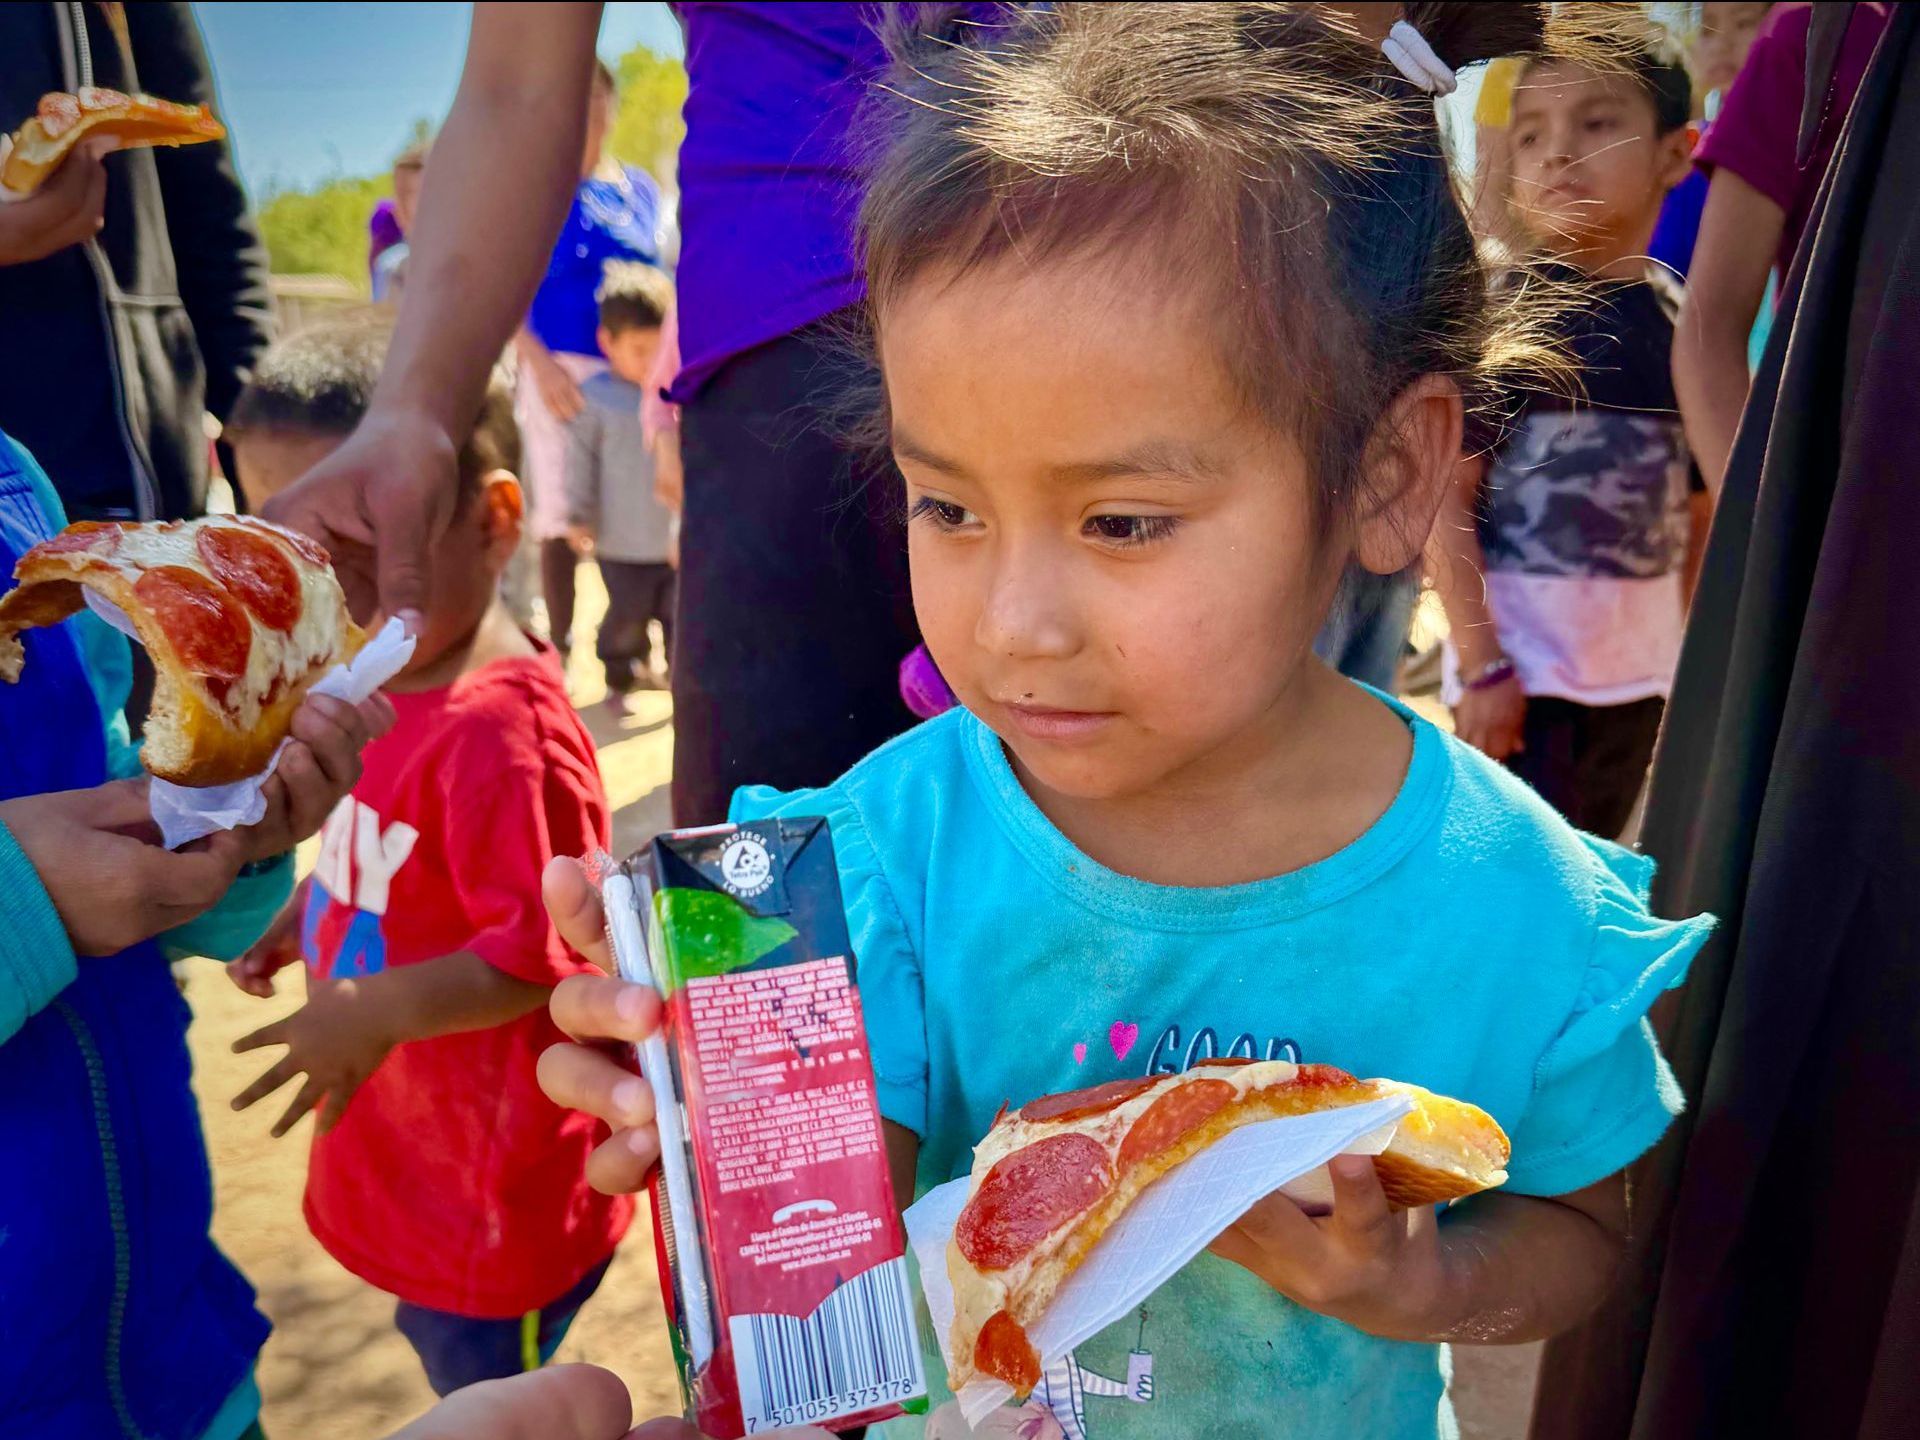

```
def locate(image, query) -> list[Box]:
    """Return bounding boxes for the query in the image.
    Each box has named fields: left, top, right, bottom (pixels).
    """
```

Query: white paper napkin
left=905, top=1093, right=1414, bottom=1428
left=83, top=595, right=416, bottom=848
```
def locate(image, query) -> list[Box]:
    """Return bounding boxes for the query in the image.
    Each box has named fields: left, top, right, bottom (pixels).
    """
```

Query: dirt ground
left=184, top=570, right=1537, bottom=1438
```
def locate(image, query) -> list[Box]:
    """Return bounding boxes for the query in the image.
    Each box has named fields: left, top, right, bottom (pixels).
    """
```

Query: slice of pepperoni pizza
left=0, top=517, right=364, bottom=785
left=947, top=1059, right=1510, bottom=1394
left=2, top=88, right=225, bottom=197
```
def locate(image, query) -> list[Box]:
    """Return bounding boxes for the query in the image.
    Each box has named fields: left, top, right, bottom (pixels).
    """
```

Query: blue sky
left=192, top=2, right=682, bottom=198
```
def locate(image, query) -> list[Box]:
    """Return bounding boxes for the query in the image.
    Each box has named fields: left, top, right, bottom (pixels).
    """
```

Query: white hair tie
left=1381, top=19, right=1458, bottom=97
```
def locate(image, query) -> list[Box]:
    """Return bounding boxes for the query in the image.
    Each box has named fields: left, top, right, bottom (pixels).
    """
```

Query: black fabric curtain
left=1531, top=6, right=1920, bottom=1436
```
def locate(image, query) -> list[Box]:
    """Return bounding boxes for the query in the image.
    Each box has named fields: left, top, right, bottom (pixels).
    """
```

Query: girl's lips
left=999, top=701, right=1117, bottom=742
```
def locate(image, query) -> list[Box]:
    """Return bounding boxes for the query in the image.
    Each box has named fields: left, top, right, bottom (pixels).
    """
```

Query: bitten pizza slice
left=946, top=1059, right=1509, bottom=1395
left=2, top=88, right=225, bottom=197
left=0, top=517, right=364, bottom=785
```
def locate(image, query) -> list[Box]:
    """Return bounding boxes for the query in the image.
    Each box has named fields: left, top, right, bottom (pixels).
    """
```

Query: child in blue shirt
left=0, top=428, right=393, bottom=1440
left=538, top=7, right=1713, bottom=1438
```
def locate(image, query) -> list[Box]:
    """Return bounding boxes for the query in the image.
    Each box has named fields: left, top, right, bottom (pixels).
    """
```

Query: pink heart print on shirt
left=1073, top=1043, right=1088, bottom=1064
left=1109, top=1021, right=1140, bottom=1061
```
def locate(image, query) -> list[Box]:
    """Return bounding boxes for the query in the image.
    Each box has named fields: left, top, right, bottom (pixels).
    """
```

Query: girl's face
left=881, top=257, right=1341, bottom=803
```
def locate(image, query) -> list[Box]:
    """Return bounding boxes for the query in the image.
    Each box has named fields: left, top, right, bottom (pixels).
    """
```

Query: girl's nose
left=975, top=553, right=1079, bottom=661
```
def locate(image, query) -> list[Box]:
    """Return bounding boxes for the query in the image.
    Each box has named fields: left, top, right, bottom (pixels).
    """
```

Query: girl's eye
left=909, top=496, right=977, bottom=529
left=1086, top=514, right=1179, bottom=547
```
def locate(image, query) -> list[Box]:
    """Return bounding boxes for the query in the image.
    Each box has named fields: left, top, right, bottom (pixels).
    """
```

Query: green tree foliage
left=608, top=44, right=688, bottom=178
left=257, top=174, right=390, bottom=286
left=257, top=43, right=684, bottom=280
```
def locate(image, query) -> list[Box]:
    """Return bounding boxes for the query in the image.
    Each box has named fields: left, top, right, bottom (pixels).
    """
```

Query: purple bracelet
left=1463, top=655, right=1518, bottom=691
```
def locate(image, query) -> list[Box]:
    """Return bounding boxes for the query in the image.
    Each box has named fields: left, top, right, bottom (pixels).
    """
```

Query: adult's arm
left=1671, top=169, right=1783, bottom=493
left=263, top=1, right=605, bottom=624
left=131, top=2, right=274, bottom=427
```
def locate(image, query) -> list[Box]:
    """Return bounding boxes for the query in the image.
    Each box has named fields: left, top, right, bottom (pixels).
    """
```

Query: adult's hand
left=259, top=408, right=461, bottom=627
left=0, top=140, right=108, bottom=266
left=0, top=779, right=248, bottom=956
left=384, top=1365, right=631, bottom=1440
left=379, top=1363, right=837, bottom=1440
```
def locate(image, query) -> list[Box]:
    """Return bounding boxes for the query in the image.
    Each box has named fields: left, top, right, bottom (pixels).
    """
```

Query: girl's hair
left=857, top=3, right=1623, bottom=541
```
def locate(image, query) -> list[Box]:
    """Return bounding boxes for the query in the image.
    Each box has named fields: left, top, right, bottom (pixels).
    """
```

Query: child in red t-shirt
left=222, top=318, right=631, bottom=1394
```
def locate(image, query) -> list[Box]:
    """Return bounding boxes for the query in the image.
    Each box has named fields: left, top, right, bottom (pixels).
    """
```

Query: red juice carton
left=601, top=819, right=926, bottom=1436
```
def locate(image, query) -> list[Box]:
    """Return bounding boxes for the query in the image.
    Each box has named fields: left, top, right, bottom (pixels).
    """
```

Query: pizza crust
left=945, top=1062, right=1511, bottom=1394
left=0, top=520, right=364, bottom=786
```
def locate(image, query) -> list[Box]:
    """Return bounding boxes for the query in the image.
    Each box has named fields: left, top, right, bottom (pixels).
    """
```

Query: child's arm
left=1209, top=1159, right=1626, bottom=1345
left=1426, top=452, right=1526, bottom=761
left=232, top=948, right=551, bottom=1138
left=564, top=404, right=601, bottom=553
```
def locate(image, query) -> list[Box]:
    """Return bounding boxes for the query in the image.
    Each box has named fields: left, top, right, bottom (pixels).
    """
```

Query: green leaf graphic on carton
left=651, top=887, right=797, bottom=994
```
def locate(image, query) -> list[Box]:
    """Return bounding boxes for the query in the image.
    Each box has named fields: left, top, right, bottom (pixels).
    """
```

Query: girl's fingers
left=1219, top=1187, right=1324, bottom=1259
left=537, top=1042, right=655, bottom=1128
left=360, top=690, right=398, bottom=738
left=232, top=1053, right=299, bottom=1110
left=543, top=857, right=613, bottom=971
left=288, top=698, right=365, bottom=791
left=585, top=1125, right=660, bottom=1196
left=1326, top=1154, right=1396, bottom=1252
left=271, top=1077, right=328, bottom=1138
left=548, top=971, right=661, bottom=1046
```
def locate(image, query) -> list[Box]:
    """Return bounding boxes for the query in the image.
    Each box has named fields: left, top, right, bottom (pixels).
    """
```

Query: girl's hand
left=1452, top=676, right=1527, bottom=761
left=1208, top=1156, right=1447, bottom=1340
left=242, top=692, right=397, bottom=862
left=535, top=856, right=664, bottom=1195
left=0, top=779, right=249, bottom=956
left=229, top=883, right=306, bottom=998
left=231, top=975, right=399, bottom=1137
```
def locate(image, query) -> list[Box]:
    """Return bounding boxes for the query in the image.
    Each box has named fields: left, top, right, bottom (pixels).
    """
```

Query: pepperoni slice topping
left=956, top=1133, right=1112, bottom=1271
left=134, top=565, right=252, bottom=686
left=37, top=92, right=81, bottom=137
left=36, top=521, right=124, bottom=557
left=241, top=516, right=331, bottom=568
left=975, top=1311, right=1041, bottom=1393
left=1018, top=1075, right=1161, bottom=1124
left=1118, top=1078, right=1236, bottom=1168
left=198, top=523, right=303, bottom=632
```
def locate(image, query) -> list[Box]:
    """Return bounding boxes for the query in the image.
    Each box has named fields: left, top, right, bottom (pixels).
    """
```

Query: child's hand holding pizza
left=535, top=856, right=664, bottom=1195
left=242, top=691, right=396, bottom=861
left=1208, top=1154, right=1449, bottom=1340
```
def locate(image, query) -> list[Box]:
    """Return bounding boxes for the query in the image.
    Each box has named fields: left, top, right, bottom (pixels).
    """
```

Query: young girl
left=539, top=6, right=1712, bottom=1436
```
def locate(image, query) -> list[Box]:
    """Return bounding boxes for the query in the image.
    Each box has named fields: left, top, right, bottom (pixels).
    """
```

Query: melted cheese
left=958, top=1061, right=1306, bottom=1311
left=99, top=518, right=350, bottom=731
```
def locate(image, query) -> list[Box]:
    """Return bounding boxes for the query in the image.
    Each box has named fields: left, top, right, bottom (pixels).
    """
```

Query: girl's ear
left=1353, top=373, right=1464, bottom=576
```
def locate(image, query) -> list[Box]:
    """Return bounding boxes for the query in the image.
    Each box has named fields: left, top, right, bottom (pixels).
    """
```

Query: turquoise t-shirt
left=733, top=696, right=1712, bottom=1440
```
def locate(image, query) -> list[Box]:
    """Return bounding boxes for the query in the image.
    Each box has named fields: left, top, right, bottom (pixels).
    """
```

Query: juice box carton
left=601, top=818, right=926, bottom=1436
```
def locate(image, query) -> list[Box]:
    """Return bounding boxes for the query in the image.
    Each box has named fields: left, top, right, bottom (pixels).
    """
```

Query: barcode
left=730, top=1258, right=925, bottom=1433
